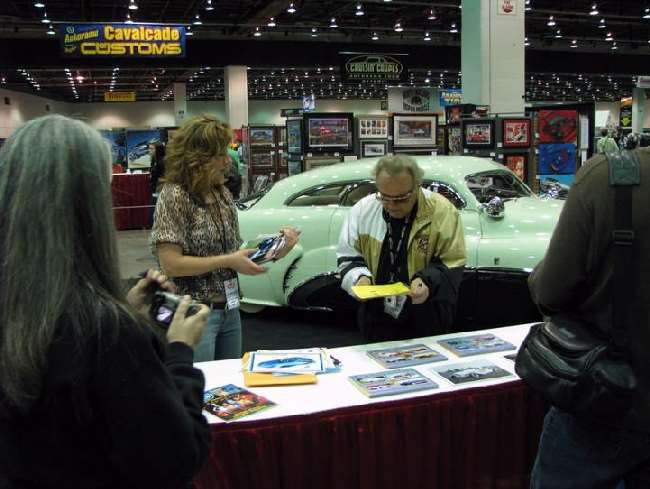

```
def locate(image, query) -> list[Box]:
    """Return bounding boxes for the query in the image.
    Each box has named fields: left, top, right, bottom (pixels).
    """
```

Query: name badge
left=224, top=278, right=240, bottom=310
left=383, top=295, right=406, bottom=319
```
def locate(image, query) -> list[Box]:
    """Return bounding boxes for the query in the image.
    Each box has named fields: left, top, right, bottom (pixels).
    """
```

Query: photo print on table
left=502, top=118, right=531, bottom=148
left=462, top=119, right=495, bottom=149
left=348, top=368, right=438, bottom=398
left=366, top=344, right=447, bottom=369
left=538, top=144, right=577, bottom=175
left=538, top=110, right=578, bottom=144
left=504, top=154, right=528, bottom=181
left=437, top=333, right=516, bottom=357
left=430, top=359, right=514, bottom=385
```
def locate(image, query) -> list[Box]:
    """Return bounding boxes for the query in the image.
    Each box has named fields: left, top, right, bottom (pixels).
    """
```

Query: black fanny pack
left=515, top=151, right=641, bottom=416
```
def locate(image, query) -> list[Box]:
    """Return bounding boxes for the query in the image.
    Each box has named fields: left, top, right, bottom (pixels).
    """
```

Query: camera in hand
left=151, top=291, right=201, bottom=328
left=248, top=234, right=286, bottom=264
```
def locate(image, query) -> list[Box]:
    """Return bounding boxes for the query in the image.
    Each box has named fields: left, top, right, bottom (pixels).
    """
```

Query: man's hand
left=409, top=277, right=430, bottom=305
left=273, top=226, right=301, bottom=260
left=352, top=275, right=372, bottom=301
left=126, top=269, right=176, bottom=316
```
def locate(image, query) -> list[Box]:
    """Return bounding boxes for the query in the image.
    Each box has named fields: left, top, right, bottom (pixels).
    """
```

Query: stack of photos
left=437, top=333, right=516, bottom=357
left=366, top=344, right=447, bottom=369
left=248, top=350, right=327, bottom=374
left=203, top=384, right=275, bottom=421
left=349, top=368, right=438, bottom=398
left=430, top=359, right=514, bottom=386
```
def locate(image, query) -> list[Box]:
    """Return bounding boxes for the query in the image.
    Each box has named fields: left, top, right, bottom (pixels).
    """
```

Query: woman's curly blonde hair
left=164, top=115, right=233, bottom=200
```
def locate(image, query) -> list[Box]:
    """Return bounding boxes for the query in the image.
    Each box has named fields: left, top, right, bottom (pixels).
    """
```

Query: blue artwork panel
left=126, top=129, right=162, bottom=169
left=538, top=143, right=576, bottom=175
left=99, top=129, right=127, bottom=165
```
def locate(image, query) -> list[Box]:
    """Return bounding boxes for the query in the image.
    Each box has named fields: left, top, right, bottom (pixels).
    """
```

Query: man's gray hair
left=372, top=154, right=424, bottom=185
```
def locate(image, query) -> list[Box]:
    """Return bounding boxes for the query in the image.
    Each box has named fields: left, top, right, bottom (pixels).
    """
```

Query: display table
left=194, top=324, right=546, bottom=489
left=111, top=173, right=152, bottom=230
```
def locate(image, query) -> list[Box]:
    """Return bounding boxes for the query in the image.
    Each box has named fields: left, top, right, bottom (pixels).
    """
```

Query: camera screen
left=156, top=305, right=174, bottom=325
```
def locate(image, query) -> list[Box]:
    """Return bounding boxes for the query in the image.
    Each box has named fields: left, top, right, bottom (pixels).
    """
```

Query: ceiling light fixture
left=287, top=2, right=296, bottom=13
left=254, top=27, right=261, bottom=37
left=311, top=27, right=318, bottom=37
left=186, top=26, right=194, bottom=36
left=46, top=26, right=55, bottom=35
left=605, top=31, right=613, bottom=41
left=267, top=17, right=276, bottom=27
left=449, top=23, right=458, bottom=33
left=427, top=9, right=437, bottom=20
left=554, top=29, right=562, bottom=38
left=41, top=11, right=50, bottom=23
left=355, top=4, right=365, bottom=16
left=611, top=42, right=618, bottom=50
left=371, top=31, right=379, bottom=40
left=644, top=8, right=650, bottom=19
left=589, top=4, right=598, bottom=16
left=34, top=1, right=45, bottom=7
left=125, top=12, right=133, bottom=23
left=547, top=15, right=555, bottom=26
left=570, top=39, right=578, bottom=48
left=423, top=32, right=431, bottom=41
left=329, top=17, right=338, bottom=28
left=193, top=13, right=202, bottom=25
left=524, top=36, right=530, bottom=46
left=525, top=0, right=532, bottom=11
left=394, top=21, right=403, bottom=32
left=598, top=18, right=606, bottom=28
left=205, top=0, right=214, bottom=11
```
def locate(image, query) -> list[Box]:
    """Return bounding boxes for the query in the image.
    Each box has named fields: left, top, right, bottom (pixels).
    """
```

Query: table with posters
left=193, top=324, right=547, bottom=489
left=111, top=173, right=152, bottom=230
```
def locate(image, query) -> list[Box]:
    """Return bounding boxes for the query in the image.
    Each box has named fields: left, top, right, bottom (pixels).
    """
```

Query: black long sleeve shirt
left=0, top=311, right=211, bottom=489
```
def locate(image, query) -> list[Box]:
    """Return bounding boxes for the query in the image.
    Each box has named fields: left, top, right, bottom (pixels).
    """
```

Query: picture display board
left=392, top=113, right=438, bottom=147
left=303, top=112, right=354, bottom=154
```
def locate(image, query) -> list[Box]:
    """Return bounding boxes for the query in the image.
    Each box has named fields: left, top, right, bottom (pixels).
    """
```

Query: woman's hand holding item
left=126, top=268, right=176, bottom=315
left=229, top=248, right=268, bottom=275
left=166, top=296, right=210, bottom=348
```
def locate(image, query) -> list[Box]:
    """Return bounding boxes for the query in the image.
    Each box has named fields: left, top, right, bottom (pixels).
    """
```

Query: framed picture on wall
left=461, top=119, right=495, bottom=149
left=358, top=116, right=389, bottom=139
left=303, top=112, right=354, bottom=153
left=502, top=118, right=531, bottom=148
left=286, top=119, right=303, bottom=154
left=249, top=127, right=275, bottom=146
left=361, top=141, right=388, bottom=158
left=446, top=126, right=462, bottom=155
left=393, top=114, right=438, bottom=147
left=251, top=152, right=274, bottom=168
left=538, top=110, right=578, bottom=143
left=504, top=153, right=528, bottom=182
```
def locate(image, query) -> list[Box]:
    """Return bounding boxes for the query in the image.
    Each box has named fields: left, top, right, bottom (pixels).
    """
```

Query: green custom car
left=237, top=156, right=563, bottom=328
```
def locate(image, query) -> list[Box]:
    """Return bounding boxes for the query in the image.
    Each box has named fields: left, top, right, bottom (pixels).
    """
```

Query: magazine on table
left=430, top=359, right=514, bottom=386
left=437, top=333, right=515, bottom=357
left=366, top=343, right=447, bottom=369
left=348, top=368, right=438, bottom=398
left=248, top=348, right=335, bottom=374
left=203, top=384, right=275, bottom=421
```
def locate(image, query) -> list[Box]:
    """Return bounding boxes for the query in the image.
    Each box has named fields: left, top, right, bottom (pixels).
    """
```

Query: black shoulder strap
left=607, top=150, right=640, bottom=347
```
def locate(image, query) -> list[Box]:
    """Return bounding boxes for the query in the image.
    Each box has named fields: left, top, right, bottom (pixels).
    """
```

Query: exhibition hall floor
left=116, top=230, right=365, bottom=351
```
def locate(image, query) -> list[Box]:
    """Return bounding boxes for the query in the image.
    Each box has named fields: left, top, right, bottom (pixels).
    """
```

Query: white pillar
left=461, top=0, right=525, bottom=114
left=225, top=65, right=249, bottom=130
left=632, top=88, right=645, bottom=134
left=173, top=82, right=187, bottom=126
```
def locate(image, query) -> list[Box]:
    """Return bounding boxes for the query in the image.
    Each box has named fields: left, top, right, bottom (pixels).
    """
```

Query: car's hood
left=482, top=196, right=563, bottom=239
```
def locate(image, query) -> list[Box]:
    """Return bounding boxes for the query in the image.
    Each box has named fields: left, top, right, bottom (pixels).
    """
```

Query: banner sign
left=340, top=53, right=407, bottom=82
left=402, top=88, right=433, bottom=112
left=439, top=89, right=462, bottom=107
left=61, top=24, right=185, bottom=57
left=104, top=91, right=136, bottom=102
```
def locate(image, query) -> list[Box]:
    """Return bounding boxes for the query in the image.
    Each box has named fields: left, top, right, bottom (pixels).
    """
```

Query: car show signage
left=340, top=53, right=407, bottom=82
left=61, top=24, right=185, bottom=57
left=439, top=89, right=462, bottom=107
left=104, top=91, right=136, bottom=102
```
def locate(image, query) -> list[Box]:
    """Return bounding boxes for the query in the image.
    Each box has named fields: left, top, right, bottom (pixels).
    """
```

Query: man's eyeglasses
left=375, top=189, right=415, bottom=203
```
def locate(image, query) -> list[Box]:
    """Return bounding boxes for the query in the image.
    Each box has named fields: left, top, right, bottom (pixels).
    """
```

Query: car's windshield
left=237, top=182, right=275, bottom=210
left=465, top=170, right=532, bottom=204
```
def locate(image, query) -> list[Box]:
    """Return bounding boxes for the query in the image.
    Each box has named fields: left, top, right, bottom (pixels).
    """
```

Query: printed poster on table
left=538, top=144, right=577, bottom=175
left=125, top=129, right=161, bottom=168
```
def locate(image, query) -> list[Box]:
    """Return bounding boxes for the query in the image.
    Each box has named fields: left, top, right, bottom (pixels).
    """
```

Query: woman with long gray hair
left=0, top=115, right=211, bottom=489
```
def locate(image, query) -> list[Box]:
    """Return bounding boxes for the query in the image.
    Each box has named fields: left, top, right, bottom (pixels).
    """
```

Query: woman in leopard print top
left=151, top=115, right=298, bottom=361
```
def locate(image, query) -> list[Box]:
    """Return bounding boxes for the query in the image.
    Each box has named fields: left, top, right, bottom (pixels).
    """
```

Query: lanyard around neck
left=387, top=216, right=410, bottom=282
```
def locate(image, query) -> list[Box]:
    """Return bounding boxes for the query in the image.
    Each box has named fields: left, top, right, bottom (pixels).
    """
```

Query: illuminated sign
left=61, top=24, right=185, bottom=57
left=340, top=53, right=406, bottom=82
left=104, top=91, right=136, bottom=102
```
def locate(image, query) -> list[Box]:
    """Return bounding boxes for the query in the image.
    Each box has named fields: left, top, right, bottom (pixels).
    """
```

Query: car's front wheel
left=240, top=303, right=267, bottom=314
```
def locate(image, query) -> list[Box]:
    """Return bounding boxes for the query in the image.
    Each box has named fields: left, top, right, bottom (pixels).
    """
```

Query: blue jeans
left=531, top=408, right=650, bottom=489
left=193, top=308, right=242, bottom=362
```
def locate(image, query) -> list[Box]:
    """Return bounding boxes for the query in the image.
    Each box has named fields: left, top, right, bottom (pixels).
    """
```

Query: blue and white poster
left=99, top=129, right=126, bottom=165
left=126, top=129, right=161, bottom=168
left=538, top=143, right=576, bottom=175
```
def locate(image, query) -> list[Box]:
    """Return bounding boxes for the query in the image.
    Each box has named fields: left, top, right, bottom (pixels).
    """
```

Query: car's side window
left=340, top=181, right=377, bottom=207
left=286, top=183, right=348, bottom=207
left=425, top=181, right=466, bottom=209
